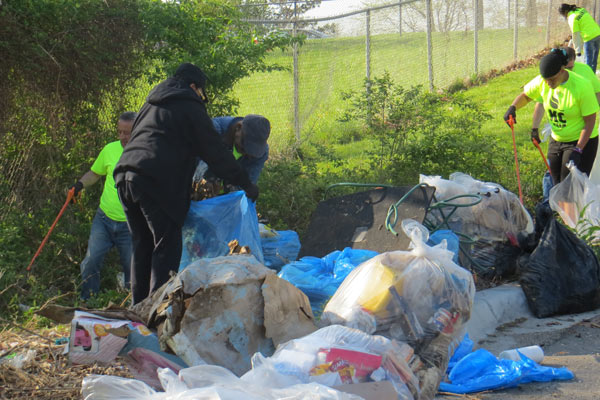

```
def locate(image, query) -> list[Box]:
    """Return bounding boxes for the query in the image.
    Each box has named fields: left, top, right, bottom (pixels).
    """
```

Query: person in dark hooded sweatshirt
left=114, top=63, right=259, bottom=304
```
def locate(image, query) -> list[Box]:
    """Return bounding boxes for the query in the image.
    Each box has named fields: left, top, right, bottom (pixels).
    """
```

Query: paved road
left=438, top=312, right=600, bottom=400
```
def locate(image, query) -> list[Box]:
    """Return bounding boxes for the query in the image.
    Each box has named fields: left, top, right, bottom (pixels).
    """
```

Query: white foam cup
left=499, top=345, right=544, bottom=363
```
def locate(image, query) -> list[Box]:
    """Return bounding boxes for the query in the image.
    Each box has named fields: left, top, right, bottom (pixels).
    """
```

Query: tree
left=526, top=0, right=537, bottom=27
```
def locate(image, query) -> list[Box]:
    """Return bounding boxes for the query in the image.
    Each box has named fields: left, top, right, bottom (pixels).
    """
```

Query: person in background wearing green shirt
left=559, top=3, right=600, bottom=73
left=529, top=47, right=600, bottom=201
left=504, top=50, right=599, bottom=186
left=70, top=111, right=137, bottom=300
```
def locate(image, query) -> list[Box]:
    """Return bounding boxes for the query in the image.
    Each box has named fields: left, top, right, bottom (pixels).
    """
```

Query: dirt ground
left=0, top=323, right=133, bottom=400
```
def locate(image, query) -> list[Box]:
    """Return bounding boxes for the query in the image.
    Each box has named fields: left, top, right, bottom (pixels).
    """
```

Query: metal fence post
left=546, top=0, right=552, bottom=45
left=366, top=9, right=371, bottom=81
left=426, top=0, right=434, bottom=90
left=514, top=0, right=519, bottom=61
left=474, top=0, right=479, bottom=74
left=398, top=3, right=402, bottom=35
left=293, top=2, right=300, bottom=142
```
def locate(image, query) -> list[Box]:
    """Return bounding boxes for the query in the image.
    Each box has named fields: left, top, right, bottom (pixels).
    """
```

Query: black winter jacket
left=114, top=77, right=251, bottom=226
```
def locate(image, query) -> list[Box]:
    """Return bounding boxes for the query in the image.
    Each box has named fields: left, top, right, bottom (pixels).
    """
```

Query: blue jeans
left=80, top=208, right=132, bottom=299
left=542, top=170, right=553, bottom=204
left=584, top=36, right=600, bottom=73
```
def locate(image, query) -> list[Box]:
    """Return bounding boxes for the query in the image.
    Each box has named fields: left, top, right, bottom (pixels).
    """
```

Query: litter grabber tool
left=507, top=116, right=524, bottom=204
left=26, top=187, right=76, bottom=272
left=531, top=136, right=554, bottom=184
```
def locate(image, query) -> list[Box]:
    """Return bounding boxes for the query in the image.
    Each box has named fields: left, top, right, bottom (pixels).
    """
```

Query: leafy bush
left=340, top=72, right=500, bottom=184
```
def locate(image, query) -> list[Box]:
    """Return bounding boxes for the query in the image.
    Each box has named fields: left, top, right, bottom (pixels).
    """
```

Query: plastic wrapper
left=180, top=191, right=263, bottom=270
left=320, top=220, right=475, bottom=399
left=243, top=324, right=420, bottom=400
left=82, top=365, right=361, bottom=400
left=549, top=163, right=600, bottom=241
left=261, top=229, right=301, bottom=271
left=420, top=173, right=533, bottom=241
left=278, top=248, right=378, bottom=317
left=440, top=348, right=574, bottom=394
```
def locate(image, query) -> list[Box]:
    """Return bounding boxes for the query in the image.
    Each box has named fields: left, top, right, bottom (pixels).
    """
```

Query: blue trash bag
left=261, top=230, right=301, bottom=272
left=439, top=348, right=574, bottom=394
left=180, top=191, right=263, bottom=271
left=428, top=230, right=460, bottom=264
left=446, top=333, right=474, bottom=374
left=278, top=247, right=378, bottom=317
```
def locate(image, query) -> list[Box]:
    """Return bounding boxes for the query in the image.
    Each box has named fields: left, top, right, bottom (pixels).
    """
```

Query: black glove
left=70, top=181, right=84, bottom=196
left=244, top=183, right=259, bottom=202
left=530, top=128, right=541, bottom=144
left=504, top=105, right=517, bottom=126
left=568, top=148, right=582, bottom=167
left=69, top=181, right=84, bottom=203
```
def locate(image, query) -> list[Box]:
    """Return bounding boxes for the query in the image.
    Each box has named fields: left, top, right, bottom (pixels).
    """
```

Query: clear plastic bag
left=82, top=365, right=362, bottom=400
left=242, top=324, right=419, bottom=400
left=321, top=220, right=474, bottom=345
left=549, top=163, right=600, bottom=241
left=420, top=173, right=533, bottom=241
left=320, top=220, right=475, bottom=399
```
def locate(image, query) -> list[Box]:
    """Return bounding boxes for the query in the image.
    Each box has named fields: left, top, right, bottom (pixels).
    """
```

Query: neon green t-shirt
left=90, top=140, right=126, bottom=221
left=524, top=71, right=599, bottom=142
left=568, top=8, right=600, bottom=42
left=232, top=145, right=243, bottom=160
left=572, top=61, right=600, bottom=92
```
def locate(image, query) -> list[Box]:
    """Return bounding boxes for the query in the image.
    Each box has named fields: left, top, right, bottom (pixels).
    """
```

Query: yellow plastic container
left=358, top=262, right=398, bottom=315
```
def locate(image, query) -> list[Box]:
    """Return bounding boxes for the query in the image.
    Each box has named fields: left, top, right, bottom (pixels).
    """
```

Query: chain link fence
left=236, top=0, right=580, bottom=150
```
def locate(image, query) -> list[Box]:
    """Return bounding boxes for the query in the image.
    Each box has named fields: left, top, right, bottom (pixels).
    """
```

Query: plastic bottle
left=499, top=345, right=544, bottom=363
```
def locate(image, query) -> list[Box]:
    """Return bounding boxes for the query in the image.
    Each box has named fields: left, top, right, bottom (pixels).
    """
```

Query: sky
left=304, top=0, right=368, bottom=19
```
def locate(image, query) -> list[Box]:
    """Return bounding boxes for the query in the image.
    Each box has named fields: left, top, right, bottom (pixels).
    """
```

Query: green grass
left=232, top=25, right=569, bottom=153
left=462, top=65, right=546, bottom=203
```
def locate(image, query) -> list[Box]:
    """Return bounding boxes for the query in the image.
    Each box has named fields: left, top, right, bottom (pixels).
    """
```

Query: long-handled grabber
left=26, top=188, right=76, bottom=272
left=507, top=116, right=524, bottom=204
left=531, top=136, right=555, bottom=184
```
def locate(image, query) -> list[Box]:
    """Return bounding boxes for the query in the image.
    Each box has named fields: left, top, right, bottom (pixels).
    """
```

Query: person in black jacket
left=114, top=63, right=259, bottom=305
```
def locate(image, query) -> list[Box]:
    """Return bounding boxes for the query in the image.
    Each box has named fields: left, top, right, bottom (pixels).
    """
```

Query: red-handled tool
left=531, top=137, right=554, bottom=184
left=508, top=116, right=524, bottom=204
left=26, top=188, right=76, bottom=272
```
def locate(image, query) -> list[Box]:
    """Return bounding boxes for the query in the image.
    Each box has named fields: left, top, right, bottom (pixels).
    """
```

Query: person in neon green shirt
left=504, top=51, right=599, bottom=185
left=529, top=47, right=600, bottom=201
left=70, top=111, right=136, bottom=300
left=559, top=3, right=600, bottom=72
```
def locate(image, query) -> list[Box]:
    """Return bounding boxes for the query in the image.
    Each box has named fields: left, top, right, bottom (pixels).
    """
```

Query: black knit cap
left=174, top=63, right=208, bottom=89
left=539, top=52, right=567, bottom=78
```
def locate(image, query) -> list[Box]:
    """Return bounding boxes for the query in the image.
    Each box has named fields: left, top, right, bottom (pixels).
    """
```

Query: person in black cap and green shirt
left=114, top=62, right=259, bottom=305
left=192, top=115, right=270, bottom=197
left=559, top=3, right=600, bottom=73
left=504, top=49, right=599, bottom=186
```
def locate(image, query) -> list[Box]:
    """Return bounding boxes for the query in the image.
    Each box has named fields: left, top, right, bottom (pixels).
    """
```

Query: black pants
left=548, top=136, right=598, bottom=184
left=117, top=180, right=182, bottom=305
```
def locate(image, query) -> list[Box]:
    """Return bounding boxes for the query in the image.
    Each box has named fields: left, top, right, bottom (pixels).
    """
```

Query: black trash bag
left=519, top=217, right=600, bottom=318
left=517, top=202, right=553, bottom=253
left=460, top=239, right=521, bottom=280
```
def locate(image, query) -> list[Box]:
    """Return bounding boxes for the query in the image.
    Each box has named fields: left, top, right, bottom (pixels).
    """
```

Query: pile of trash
left=72, top=219, right=476, bottom=399
left=24, top=167, right=597, bottom=399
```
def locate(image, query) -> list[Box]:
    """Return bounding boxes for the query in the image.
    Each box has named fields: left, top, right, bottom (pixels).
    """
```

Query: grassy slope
left=464, top=65, right=548, bottom=204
